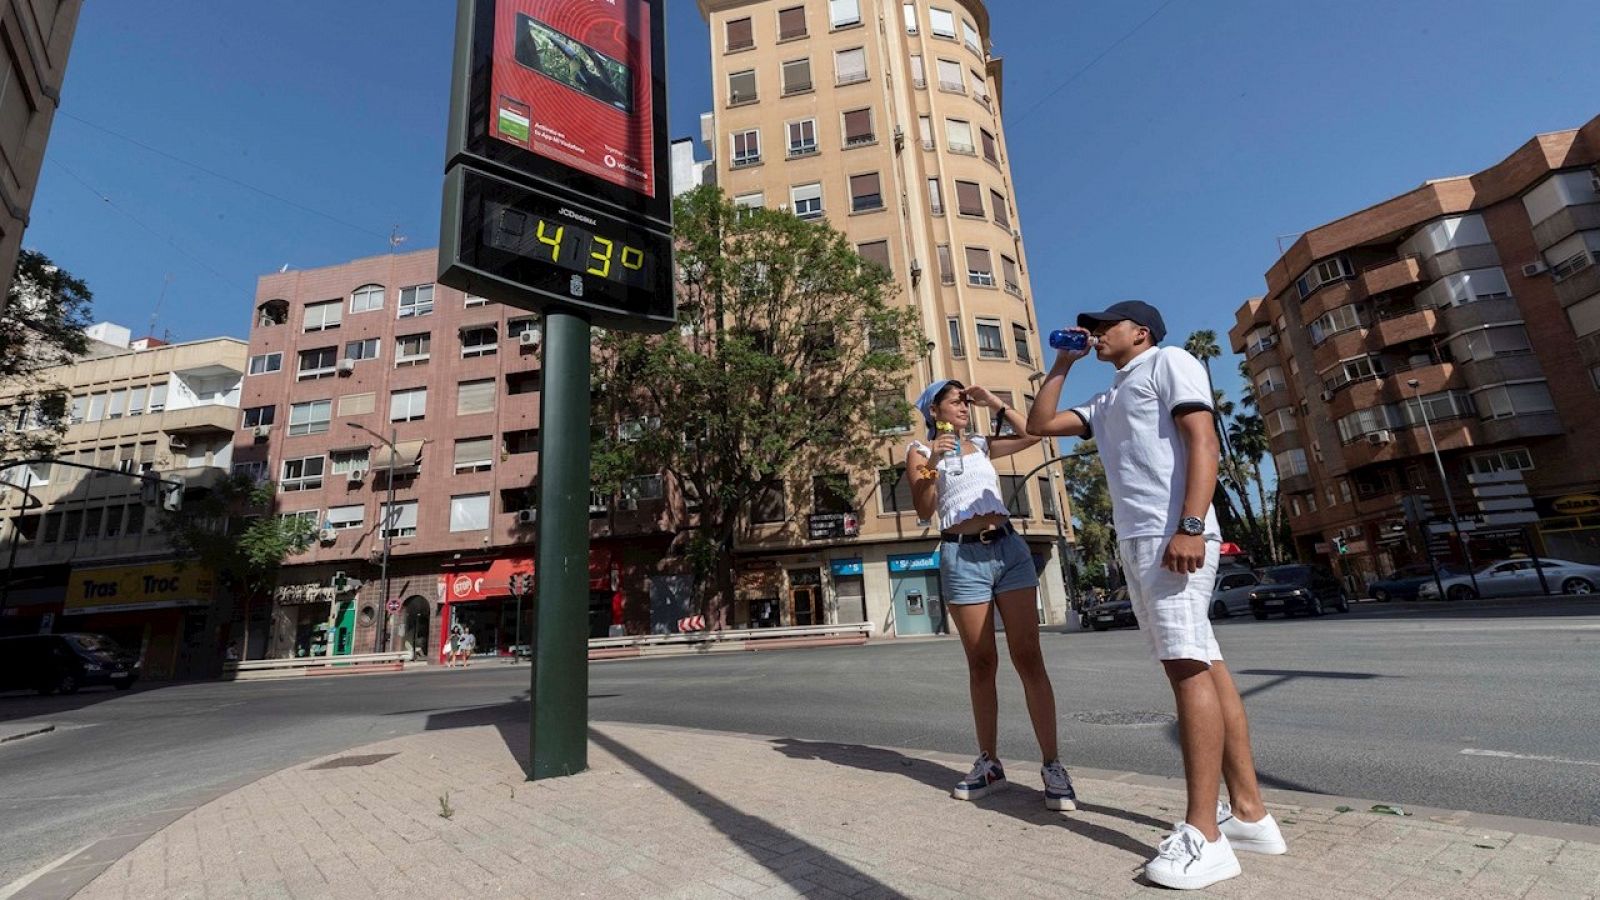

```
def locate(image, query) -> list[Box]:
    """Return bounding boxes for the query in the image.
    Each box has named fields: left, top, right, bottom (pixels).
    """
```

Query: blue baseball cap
left=1077, top=300, right=1167, bottom=343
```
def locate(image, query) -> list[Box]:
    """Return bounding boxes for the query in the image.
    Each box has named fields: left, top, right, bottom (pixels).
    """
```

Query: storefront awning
left=442, top=548, right=615, bottom=603
left=372, top=440, right=424, bottom=474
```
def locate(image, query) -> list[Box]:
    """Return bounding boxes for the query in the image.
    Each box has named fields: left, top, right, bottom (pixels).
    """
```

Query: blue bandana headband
left=914, top=379, right=962, bottom=440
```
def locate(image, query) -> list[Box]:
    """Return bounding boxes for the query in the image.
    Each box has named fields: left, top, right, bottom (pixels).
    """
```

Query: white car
left=1208, top=570, right=1260, bottom=619
left=1417, top=558, right=1600, bottom=602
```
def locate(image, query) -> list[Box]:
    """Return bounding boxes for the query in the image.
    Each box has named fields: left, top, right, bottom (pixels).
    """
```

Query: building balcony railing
left=1531, top=201, right=1600, bottom=251
left=1371, top=307, right=1439, bottom=349
left=1359, top=255, right=1424, bottom=297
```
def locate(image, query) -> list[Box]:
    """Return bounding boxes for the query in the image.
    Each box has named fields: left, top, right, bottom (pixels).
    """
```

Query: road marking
left=0, top=843, right=91, bottom=900
left=1460, top=748, right=1600, bottom=768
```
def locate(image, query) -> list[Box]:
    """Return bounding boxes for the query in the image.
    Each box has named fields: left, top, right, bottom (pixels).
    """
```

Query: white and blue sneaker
left=1041, top=759, right=1078, bottom=811
left=952, top=752, right=1006, bottom=800
left=1218, top=801, right=1288, bottom=854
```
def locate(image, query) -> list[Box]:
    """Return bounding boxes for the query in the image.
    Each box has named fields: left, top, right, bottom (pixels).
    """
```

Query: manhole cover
left=308, top=753, right=398, bottom=770
left=1071, top=710, right=1176, bottom=727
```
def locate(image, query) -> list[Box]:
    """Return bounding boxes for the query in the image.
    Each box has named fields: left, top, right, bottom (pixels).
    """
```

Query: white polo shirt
left=1070, top=346, right=1221, bottom=541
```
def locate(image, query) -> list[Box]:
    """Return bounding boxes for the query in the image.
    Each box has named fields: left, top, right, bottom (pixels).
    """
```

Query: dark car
left=1368, top=564, right=1461, bottom=602
left=1248, top=565, right=1349, bottom=619
left=1087, top=588, right=1138, bottom=631
left=0, top=634, right=139, bottom=695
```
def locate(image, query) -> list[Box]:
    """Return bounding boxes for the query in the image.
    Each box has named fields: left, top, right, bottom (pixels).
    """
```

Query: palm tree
left=1228, top=412, right=1278, bottom=563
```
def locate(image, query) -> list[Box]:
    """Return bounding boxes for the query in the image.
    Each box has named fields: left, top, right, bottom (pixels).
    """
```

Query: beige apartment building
left=0, top=324, right=246, bottom=679
left=698, top=0, right=1074, bottom=633
left=0, top=0, right=83, bottom=304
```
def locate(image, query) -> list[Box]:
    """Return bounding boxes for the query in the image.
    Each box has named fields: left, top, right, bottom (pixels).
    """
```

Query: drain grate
left=1071, top=710, right=1176, bottom=727
left=308, top=753, right=398, bottom=770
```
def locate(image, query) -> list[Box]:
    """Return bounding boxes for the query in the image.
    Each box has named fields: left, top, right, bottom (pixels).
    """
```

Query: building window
left=910, top=55, right=926, bottom=89
left=1322, top=354, right=1387, bottom=393
left=1468, top=447, right=1534, bottom=475
left=1569, top=292, right=1600, bottom=338
left=1472, top=381, right=1556, bottom=421
left=297, top=346, right=338, bottom=380
left=857, top=240, right=891, bottom=275
left=829, top=0, right=860, bottom=28
left=330, top=449, right=369, bottom=476
left=350, top=284, right=385, bottom=313
left=778, top=6, right=807, bottom=40
left=464, top=294, right=489, bottom=307
left=947, top=316, right=965, bottom=357
left=1275, top=448, right=1309, bottom=478
left=878, top=467, right=915, bottom=514
left=1012, top=324, right=1033, bottom=365
left=1308, top=304, right=1368, bottom=344
left=792, top=182, right=823, bottom=219
left=928, top=7, right=956, bottom=38
left=849, top=173, right=883, bottom=212
left=326, top=505, right=364, bottom=531
left=937, top=244, right=955, bottom=284
left=1001, top=256, right=1021, bottom=295
left=390, top=387, right=427, bottom=422
left=343, top=338, right=379, bottom=362
left=281, top=455, right=326, bottom=492
left=965, top=247, right=995, bottom=286
left=787, top=118, right=817, bottom=156
left=504, top=428, right=539, bottom=455
left=842, top=108, right=874, bottom=146
left=396, top=332, right=431, bottom=365
left=1546, top=231, right=1600, bottom=281
left=731, top=128, right=761, bottom=167
left=461, top=325, right=498, bottom=357
left=1039, top=478, right=1057, bottom=520
left=903, top=3, right=918, bottom=33
left=1000, top=475, right=1031, bottom=518
left=1245, top=326, right=1277, bottom=356
left=457, top=378, right=496, bottom=416
left=242, top=406, right=275, bottom=428
left=380, top=501, right=420, bottom=538
left=1295, top=256, right=1354, bottom=299
left=733, top=192, right=764, bottom=216
left=991, top=390, right=1018, bottom=435
left=781, top=58, right=812, bottom=95
left=936, top=58, right=963, bottom=93
left=303, top=300, right=342, bottom=332
left=1449, top=324, right=1532, bottom=362
left=991, top=190, right=1010, bottom=230
left=872, top=389, right=909, bottom=433
left=447, top=493, right=492, bottom=533
left=834, top=48, right=867, bottom=85
left=454, top=437, right=493, bottom=474
left=725, top=16, right=753, bottom=51
left=398, top=284, right=434, bottom=318
left=1266, top=407, right=1296, bottom=437
left=1254, top=366, right=1287, bottom=396
left=257, top=300, right=288, bottom=327
left=337, top=392, right=376, bottom=418
left=962, top=19, right=982, bottom=53
left=812, top=474, right=853, bottom=515
left=728, top=69, right=757, bottom=106
left=954, top=180, right=983, bottom=217
left=1398, top=389, right=1475, bottom=426
left=288, top=400, right=331, bottom=436
left=927, top=178, right=944, bottom=216
left=976, top=319, right=1005, bottom=358
left=752, top=479, right=786, bottom=523
left=945, top=119, right=974, bottom=154
left=247, top=352, right=282, bottom=376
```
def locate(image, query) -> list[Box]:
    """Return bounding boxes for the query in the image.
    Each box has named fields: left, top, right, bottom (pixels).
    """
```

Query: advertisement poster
left=491, top=0, right=655, bottom=197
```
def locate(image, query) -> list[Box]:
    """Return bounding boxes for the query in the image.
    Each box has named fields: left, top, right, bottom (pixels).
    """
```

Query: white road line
left=1460, top=748, right=1600, bottom=768
left=0, top=843, right=91, bottom=900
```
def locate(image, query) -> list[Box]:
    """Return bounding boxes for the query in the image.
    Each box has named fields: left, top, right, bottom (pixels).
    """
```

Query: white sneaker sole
left=1144, top=858, right=1242, bottom=891
left=1045, top=794, right=1077, bottom=811
left=1227, top=835, right=1287, bottom=855
left=952, top=780, right=1005, bottom=801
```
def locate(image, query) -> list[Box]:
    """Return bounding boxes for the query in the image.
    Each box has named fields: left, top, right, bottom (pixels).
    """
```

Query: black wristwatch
left=991, top=406, right=1010, bottom=436
left=1177, top=516, right=1205, bottom=536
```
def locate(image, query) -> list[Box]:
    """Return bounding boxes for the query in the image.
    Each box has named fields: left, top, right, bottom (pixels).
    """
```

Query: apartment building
left=0, top=323, right=246, bottom=679
left=0, top=0, right=83, bottom=305
left=697, top=0, right=1073, bottom=633
left=235, top=251, right=685, bottom=663
left=1229, top=115, right=1600, bottom=586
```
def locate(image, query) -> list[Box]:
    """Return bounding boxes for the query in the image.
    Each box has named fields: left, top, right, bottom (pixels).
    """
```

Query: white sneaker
left=951, top=752, right=1006, bottom=800
left=1041, top=759, right=1077, bottom=811
left=1145, top=823, right=1241, bottom=891
left=1218, top=801, right=1288, bottom=855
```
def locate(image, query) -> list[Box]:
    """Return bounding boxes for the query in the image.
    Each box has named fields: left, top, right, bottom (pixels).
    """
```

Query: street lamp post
left=1407, top=379, right=1478, bottom=597
left=349, top=422, right=398, bottom=652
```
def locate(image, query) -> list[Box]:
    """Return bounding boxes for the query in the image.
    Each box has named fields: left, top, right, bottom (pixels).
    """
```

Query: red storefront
left=437, top=547, right=620, bottom=662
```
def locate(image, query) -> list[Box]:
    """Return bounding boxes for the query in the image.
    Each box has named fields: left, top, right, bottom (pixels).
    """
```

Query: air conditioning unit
left=1319, top=390, right=1334, bottom=402
left=516, top=509, right=537, bottom=525
left=252, top=425, right=271, bottom=440
left=347, top=469, right=366, bottom=485
left=908, top=259, right=923, bottom=279
left=1366, top=430, right=1393, bottom=446
left=337, top=359, right=356, bottom=374
left=318, top=528, right=336, bottom=543
left=1011, top=229, right=1022, bottom=240
left=892, top=127, right=905, bottom=150
left=1522, top=261, right=1548, bottom=277
left=167, top=437, right=188, bottom=450
left=519, top=329, right=542, bottom=347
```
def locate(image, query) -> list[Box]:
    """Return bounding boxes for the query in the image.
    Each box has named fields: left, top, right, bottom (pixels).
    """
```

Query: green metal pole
left=530, top=308, right=592, bottom=780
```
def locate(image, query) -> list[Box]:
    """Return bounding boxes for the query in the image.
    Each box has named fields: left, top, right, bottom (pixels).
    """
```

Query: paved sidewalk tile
left=69, top=722, right=1600, bottom=900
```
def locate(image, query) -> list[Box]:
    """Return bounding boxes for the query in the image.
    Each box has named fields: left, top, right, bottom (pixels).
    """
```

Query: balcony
left=1421, top=243, right=1501, bottom=281
left=1300, top=279, right=1360, bottom=323
left=1438, top=298, right=1523, bottom=334
left=1531, top=202, right=1600, bottom=250
left=1279, top=473, right=1314, bottom=495
left=1359, top=256, right=1424, bottom=297
left=1457, top=353, right=1546, bottom=391
left=1481, top=411, right=1564, bottom=444
left=1340, top=420, right=1476, bottom=472
left=1311, top=328, right=1372, bottom=373
left=1256, top=385, right=1295, bottom=414
left=1372, top=307, right=1438, bottom=349
left=1553, top=263, right=1600, bottom=310
left=161, top=404, right=239, bottom=435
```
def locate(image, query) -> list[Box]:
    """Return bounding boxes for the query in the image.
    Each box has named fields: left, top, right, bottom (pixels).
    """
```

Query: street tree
left=591, top=185, right=922, bottom=625
left=1058, top=440, right=1115, bottom=589
left=162, top=474, right=317, bottom=657
left=1, top=250, right=93, bottom=460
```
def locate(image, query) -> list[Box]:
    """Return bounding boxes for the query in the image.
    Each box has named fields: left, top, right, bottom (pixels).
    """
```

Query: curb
left=0, top=724, right=55, bottom=745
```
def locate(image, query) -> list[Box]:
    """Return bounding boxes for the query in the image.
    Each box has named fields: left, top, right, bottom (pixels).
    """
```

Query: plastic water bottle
left=936, top=421, right=963, bottom=475
left=1049, top=329, right=1091, bottom=352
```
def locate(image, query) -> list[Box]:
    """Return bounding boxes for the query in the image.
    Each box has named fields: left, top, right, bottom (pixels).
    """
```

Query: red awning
left=442, top=547, right=614, bottom=603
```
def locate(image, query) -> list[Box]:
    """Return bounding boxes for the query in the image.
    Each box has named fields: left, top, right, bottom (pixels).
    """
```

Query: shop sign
left=65, top=562, right=214, bottom=615
left=276, top=583, right=338, bottom=606
left=808, top=513, right=860, bottom=540
left=889, top=551, right=940, bottom=574
left=830, top=558, right=864, bottom=577
left=1544, top=494, right=1600, bottom=517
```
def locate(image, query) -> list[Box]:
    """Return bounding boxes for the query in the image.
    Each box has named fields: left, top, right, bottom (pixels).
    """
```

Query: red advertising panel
left=490, top=0, right=654, bottom=198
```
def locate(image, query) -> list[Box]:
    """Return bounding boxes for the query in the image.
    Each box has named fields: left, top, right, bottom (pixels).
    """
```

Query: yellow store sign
left=65, top=562, right=215, bottom=614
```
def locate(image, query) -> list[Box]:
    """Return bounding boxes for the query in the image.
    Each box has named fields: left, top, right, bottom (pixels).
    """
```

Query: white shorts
left=1119, top=536, right=1222, bottom=664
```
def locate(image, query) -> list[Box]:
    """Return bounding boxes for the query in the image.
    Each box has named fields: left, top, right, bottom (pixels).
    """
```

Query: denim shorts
left=940, top=532, right=1039, bottom=605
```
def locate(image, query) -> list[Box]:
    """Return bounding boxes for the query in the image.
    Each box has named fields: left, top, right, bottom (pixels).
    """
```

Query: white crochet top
left=907, top=435, right=1011, bottom=531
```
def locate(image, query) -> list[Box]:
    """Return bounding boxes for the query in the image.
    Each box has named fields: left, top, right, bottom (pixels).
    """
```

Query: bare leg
left=949, top=601, right=999, bottom=757
left=1209, top=660, right=1267, bottom=821
left=993, top=588, right=1059, bottom=761
left=1163, top=659, right=1225, bottom=841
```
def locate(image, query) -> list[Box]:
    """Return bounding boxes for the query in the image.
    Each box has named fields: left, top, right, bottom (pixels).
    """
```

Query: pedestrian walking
left=905, top=379, right=1077, bottom=812
left=446, top=623, right=464, bottom=668
left=1027, top=301, right=1286, bottom=890
left=459, top=630, right=476, bottom=667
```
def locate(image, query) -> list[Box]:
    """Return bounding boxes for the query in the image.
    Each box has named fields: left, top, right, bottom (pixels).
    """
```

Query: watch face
left=1181, top=516, right=1205, bottom=535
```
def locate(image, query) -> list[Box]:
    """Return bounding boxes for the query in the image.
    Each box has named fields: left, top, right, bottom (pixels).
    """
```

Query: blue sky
left=24, top=0, right=1600, bottom=407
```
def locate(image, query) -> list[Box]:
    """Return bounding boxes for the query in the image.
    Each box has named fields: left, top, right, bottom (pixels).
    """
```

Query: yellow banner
left=65, top=562, right=215, bottom=614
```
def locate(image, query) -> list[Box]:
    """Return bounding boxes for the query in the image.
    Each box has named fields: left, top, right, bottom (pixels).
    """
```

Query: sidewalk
left=38, top=720, right=1600, bottom=899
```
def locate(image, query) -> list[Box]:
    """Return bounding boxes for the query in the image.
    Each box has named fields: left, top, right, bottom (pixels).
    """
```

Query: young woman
left=907, top=379, right=1077, bottom=811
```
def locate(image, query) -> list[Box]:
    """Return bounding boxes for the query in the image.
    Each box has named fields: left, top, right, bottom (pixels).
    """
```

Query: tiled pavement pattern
left=67, top=722, right=1600, bottom=899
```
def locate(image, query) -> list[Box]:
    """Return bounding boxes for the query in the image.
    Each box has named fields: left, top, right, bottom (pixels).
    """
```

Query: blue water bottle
left=1049, top=329, right=1090, bottom=352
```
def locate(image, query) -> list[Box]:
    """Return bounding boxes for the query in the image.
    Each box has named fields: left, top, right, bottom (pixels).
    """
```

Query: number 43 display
left=488, top=203, right=651, bottom=291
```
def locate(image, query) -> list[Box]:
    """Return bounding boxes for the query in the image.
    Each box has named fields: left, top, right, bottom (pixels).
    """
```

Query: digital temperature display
left=488, top=206, right=653, bottom=290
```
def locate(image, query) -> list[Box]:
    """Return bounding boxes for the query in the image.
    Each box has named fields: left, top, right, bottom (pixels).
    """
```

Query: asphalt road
left=2, top=596, right=1598, bottom=888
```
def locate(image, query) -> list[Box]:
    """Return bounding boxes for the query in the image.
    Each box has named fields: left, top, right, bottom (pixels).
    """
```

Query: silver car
left=1417, top=558, right=1600, bottom=601
left=1209, top=570, right=1260, bottom=619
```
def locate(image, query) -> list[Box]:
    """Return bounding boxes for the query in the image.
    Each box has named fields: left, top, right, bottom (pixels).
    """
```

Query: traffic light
left=1333, top=536, right=1348, bottom=555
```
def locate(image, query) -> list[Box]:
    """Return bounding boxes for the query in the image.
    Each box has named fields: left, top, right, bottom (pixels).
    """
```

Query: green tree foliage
left=591, top=185, right=923, bottom=623
left=1059, top=440, right=1115, bottom=589
left=1, top=250, right=94, bottom=460
left=1183, top=330, right=1283, bottom=565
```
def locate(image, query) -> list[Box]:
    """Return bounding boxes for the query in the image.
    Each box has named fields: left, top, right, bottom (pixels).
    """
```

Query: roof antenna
left=149, top=273, right=173, bottom=338
left=389, top=226, right=408, bottom=252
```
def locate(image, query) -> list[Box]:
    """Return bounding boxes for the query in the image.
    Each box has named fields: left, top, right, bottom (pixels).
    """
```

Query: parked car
left=0, top=634, right=139, bottom=696
left=1416, top=558, right=1600, bottom=602
left=1368, top=564, right=1463, bottom=602
left=1087, top=588, right=1138, bottom=631
left=1209, top=569, right=1260, bottom=619
left=1248, top=565, right=1350, bottom=619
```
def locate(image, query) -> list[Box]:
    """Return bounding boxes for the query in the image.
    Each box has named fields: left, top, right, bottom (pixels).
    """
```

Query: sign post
left=440, top=0, right=672, bottom=780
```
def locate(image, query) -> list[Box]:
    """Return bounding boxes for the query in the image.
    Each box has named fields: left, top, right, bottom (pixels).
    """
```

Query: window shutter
left=955, top=181, right=983, bottom=216
left=778, top=6, right=806, bottom=39
left=965, top=247, right=992, bottom=274
left=936, top=244, right=953, bottom=281
left=726, top=17, right=753, bottom=50
left=455, top=437, right=492, bottom=468
left=992, top=190, right=1010, bottom=228
left=835, top=48, right=867, bottom=83
left=858, top=241, right=891, bottom=271
left=457, top=379, right=496, bottom=415
left=981, top=129, right=998, bottom=161
left=843, top=109, right=873, bottom=143
left=337, top=392, right=376, bottom=417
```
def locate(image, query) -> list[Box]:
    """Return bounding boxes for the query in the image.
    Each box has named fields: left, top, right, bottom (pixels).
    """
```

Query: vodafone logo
left=452, top=575, right=484, bottom=599
left=603, top=154, right=617, bottom=168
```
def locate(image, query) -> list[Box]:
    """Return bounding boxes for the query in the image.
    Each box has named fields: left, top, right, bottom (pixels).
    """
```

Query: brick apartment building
left=1229, top=115, right=1600, bottom=587
left=234, top=251, right=687, bottom=663
left=697, top=0, right=1075, bottom=632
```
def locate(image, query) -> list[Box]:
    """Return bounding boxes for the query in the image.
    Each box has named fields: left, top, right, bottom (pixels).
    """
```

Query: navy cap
left=1077, top=300, right=1166, bottom=344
